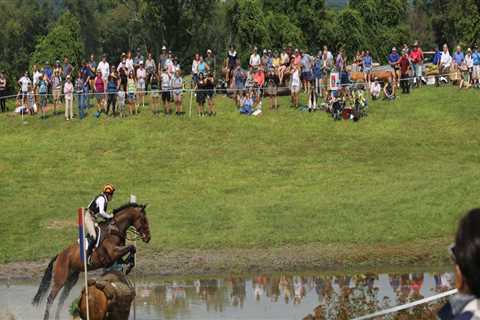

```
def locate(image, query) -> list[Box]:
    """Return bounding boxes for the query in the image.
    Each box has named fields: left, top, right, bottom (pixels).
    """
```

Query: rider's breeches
left=84, top=211, right=96, bottom=239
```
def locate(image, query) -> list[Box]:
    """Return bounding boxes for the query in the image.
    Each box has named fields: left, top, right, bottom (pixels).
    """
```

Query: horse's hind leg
left=43, top=253, right=71, bottom=320
left=54, top=272, right=79, bottom=320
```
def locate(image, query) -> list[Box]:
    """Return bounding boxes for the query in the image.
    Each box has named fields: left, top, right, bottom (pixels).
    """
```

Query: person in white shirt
left=249, top=47, right=261, bottom=68
left=290, top=65, right=301, bottom=108
left=125, top=51, right=134, bottom=75
left=18, top=72, right=32, bottom=105
left=63, top=75, right=74, bottom=120
left=97, top=55, right=110, bottom=82
left=136, top=61, right=147, bottom=107
left=191, top=53, right=201, bottom=84
left=439, top=44, right=452, bottom=83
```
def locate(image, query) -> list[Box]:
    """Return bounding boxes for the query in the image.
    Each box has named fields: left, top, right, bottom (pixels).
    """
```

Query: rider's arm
left=96, top=196, right=113, bottom=219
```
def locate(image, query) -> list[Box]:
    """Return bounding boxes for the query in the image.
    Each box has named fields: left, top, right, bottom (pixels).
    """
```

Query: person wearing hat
left=205, top=49, right=215, bottom=78
left=159, top=45, right=168, bottom=71
left=85, top=184, right=116, bottom=260
left=388, top=47, right=400, bottom=83
left=410, top=41, right=424, bottom=87
left=136, top=61, right=147, bottom=107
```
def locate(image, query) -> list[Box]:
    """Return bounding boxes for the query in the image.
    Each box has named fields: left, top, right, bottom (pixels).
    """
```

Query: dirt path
left=0, top=238, right=451, bottom=280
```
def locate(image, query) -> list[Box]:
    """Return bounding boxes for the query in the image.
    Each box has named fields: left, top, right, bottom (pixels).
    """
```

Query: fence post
left=78, top=208, right=90, bottom=320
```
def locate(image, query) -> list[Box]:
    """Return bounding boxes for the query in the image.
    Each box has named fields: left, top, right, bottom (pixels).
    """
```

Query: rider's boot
left=86, top=235, right=96, bottom=267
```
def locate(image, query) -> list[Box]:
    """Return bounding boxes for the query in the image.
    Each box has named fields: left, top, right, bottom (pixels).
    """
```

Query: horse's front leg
left=106, top=244, right=136, bottom=264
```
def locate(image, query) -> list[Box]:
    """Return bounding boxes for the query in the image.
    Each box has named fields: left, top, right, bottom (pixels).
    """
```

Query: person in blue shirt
left=362, top=50, right=373, bottom=85
left=433, top=47, right=443, bottom=66
left=313, top=52, right=323, bottom=97
left=106, top=75, right=118, bottom=116
left=387, top=47, right=400, bottom=82
left=453, top=46, right=465, bottom=66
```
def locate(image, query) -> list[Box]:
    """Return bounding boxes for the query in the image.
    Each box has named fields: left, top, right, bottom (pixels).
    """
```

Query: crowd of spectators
left=1, top=41, right=479, bottom=120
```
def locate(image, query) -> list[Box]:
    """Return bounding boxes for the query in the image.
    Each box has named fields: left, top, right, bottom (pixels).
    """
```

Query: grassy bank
left=0, top=86, right=479, bottom=266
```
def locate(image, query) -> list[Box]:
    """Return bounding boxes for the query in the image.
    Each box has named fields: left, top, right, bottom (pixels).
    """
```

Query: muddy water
left=0, top=271, right=454, bottom=320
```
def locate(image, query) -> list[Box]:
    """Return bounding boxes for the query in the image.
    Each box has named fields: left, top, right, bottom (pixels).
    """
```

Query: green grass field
left=1, top=86, right=479, bottom=264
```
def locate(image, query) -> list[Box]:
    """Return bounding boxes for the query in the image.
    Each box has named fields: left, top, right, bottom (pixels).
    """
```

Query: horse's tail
left=32, top=255, right=58, bottom=306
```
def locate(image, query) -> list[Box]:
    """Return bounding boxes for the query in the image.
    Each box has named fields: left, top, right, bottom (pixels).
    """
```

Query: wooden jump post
left=77, top=208, right=90, bottom=320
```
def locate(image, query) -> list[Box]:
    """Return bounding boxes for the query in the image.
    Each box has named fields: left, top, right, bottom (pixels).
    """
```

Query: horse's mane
left=112, top=203, right=144, bottom=215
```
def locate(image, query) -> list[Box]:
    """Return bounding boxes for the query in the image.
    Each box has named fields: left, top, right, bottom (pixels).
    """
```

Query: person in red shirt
left=399, top=50, right=411, bottom=94
left=409, top=41, right=424, bottom=87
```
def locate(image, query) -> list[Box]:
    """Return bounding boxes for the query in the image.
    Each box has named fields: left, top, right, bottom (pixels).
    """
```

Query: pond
left=0, top=270, right=454, bottom=320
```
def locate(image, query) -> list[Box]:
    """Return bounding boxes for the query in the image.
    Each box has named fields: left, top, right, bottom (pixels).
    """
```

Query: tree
left=30, top=12, right=85, bottom=68
left=264, top=12, right=306, bottom=50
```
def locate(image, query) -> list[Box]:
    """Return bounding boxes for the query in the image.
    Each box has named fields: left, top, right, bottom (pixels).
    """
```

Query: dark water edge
left=0, top=268, right=454, bottom=320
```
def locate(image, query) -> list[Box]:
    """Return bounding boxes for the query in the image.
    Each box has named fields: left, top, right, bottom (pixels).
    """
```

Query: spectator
left=233, top=62, right=246, bottom=107
left=383, top=78, right=395, bottom=100
left=94, top=71, right=106, bottom=115
left=410, top=41, right=424, bottom=87
left=160, top=68, right=171, bottom=115
left=370, top=78, right=381, bottom=100
left=363, top=50, right=373, bottom=86
left=465, top=48, right=473, bottom=86
left=279, top=49, right=290, bottom=84
left=133, top=48, right=144, bottom=70
left=0, top=72, right=6, bottom=112
left=54, top=60, right=62, bottom=77
left=150, top=73, right=160, bottom=115
left=18, top=71, right=31, bottom=105
left=249, top=47, right=261, bottom=69
left=75, top=72, right=86, bottom=119
left=301, top=50, right=313, bottom=93
left=38, top=75, right=48, bottom=118
left=63, top=75, right=74, bottom=120
left=191, top=53, right=201, bottom=85
left=98, top=54, right=110, bottom=85
left=158, top=46, right=168, bottom=71
left=290, top=64, right=301, bottom=108
left=266, top=69, right=279, bottom=110
left=51, top=70, right=62, bottom=115
left=313, top=52, right=323, bottom=96
left=63, top=56, right=73, bottom=77
left=205, top=72, right=216, bottom=116
left=196, top=72, right=207, bottom=116
left=145, top=52, right=156, bottom=92
left=433, top=46, right=442, bottom=66
left=88, top=54, right=97, bottom=75
left=399, top=50, right=411, bottom=94
left=472, top=46, right=480, bottom=88
left=26, top=83, right=35, bottom=115
left=453, top=45, right=465, bottom=66
left=106, top=75, right=117, bottom=116
left=117, top=87, right=126, bottom=118
left=171, top=69, right=183, bottom=116
left=44, top=62, right=53, bottom=82
left=205, top=49, right=215, bottom=76
left=32, top=65, right=43, bottom=104
left=127, top=71, right=137, bottom=115
left=439, top=44, right=452, bottom=83
left=136, top=61, right=146, bottom=107
left=125, top=51, right=134, bottom=74
left=438, top=209, right=480, bottom=320
left=388, top=47, right=400, bottom=83
left=239, top=90, right=253, bottom=115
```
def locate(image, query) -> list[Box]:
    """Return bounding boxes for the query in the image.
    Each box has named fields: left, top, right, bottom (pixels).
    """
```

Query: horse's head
left=132, top=204, right=151, bottom=243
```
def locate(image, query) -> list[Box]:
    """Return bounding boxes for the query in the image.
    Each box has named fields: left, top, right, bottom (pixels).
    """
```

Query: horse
left=32, top=203, right=151, bottom=320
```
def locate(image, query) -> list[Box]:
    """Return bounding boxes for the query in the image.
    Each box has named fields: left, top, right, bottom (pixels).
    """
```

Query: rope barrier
left=350, top=289, right=457, bottom=320
left=0, top=70, right=469, bottom=101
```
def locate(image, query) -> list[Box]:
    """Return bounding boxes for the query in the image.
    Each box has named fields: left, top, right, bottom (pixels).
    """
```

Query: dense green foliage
left=0, top=0, right=479, bottom=89
left=0, top=87, right=479, bottom=263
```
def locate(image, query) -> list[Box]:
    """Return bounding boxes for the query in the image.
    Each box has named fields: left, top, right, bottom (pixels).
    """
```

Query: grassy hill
left=0, top=86, right=479, bottom=266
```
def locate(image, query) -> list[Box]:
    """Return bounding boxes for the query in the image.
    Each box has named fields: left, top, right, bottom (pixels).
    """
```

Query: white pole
left=80, top=208, right=90, bottom=320
left=188, top=89, right=193, bottom=118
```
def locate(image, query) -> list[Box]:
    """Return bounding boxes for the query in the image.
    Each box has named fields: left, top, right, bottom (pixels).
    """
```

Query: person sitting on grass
left=438, top=208, right=480, bottom=320
left=369, top=78, right=381, bottom=100
left=383, top=78, right=395, bottom=100
left=239, top=90, right=253, bottom=115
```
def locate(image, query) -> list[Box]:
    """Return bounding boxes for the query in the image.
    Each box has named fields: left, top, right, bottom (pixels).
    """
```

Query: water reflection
left=133, top=271, right=454, bottom=320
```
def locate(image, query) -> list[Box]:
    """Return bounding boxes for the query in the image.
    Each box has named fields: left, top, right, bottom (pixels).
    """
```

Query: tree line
left=0, top=0, right=479, bottom=93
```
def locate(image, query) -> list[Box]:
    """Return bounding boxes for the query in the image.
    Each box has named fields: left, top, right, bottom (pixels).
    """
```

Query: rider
left=85, top=184, right=116, bottom=256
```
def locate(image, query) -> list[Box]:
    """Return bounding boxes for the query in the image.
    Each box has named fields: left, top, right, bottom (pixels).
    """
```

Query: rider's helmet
left=103, top=184, right=115, bottom=195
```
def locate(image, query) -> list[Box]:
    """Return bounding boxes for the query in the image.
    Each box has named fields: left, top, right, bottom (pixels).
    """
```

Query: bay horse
left=32, top=203, right=151, bottom=320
